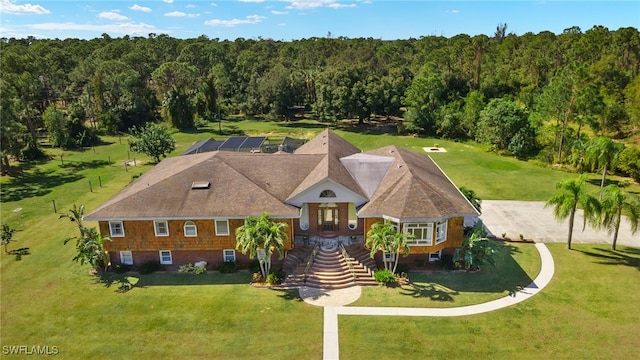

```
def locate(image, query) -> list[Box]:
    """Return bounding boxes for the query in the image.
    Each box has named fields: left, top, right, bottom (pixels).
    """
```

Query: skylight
left=191, top=181, right=210, bottom=190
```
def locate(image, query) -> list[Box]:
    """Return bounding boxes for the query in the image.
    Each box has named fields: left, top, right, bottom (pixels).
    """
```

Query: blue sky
left=1, top=1, right=638, bottom=40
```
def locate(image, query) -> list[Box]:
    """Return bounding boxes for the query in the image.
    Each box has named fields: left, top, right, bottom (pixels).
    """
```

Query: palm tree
left=365, top=220, right=413, bottom=274
left=545, top=175, right=600, bottom=249
left=235, top=212, right=288, bottom=279
left=597, top=185, right=640, bottom=250
left=59, top=204, right=90, bottom=242
left=585, top=137, right=625, bottom=191
left=60, top=204, right=111, bottom=272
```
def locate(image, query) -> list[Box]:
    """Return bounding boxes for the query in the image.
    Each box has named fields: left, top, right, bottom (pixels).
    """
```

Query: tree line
left=1, top=25, right=639, bottom=181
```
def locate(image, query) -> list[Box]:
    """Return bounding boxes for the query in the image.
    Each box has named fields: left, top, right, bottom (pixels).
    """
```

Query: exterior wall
left=295, top=202, right=363, bottom=238
left=107, top=250, right=284, bottom=270
left=363, top=216, right=465, bottom=254
left=100, top=218, right=294, bottom=253
left=405, top=217, right=464, bottom=254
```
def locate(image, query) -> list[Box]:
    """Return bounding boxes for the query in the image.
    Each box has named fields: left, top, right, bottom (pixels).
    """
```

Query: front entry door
left=318, top=203, right=339, bottom=233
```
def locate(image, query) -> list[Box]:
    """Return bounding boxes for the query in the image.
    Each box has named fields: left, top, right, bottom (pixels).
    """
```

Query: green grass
left=352, top=242, right=541, bottom=308
left=2, top=119, right=639, bottom=358
left=339, top=243, right=640, bottom=360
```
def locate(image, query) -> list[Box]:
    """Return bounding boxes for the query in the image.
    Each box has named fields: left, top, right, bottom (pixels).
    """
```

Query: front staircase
left=281, top=243, right=378, bottom=289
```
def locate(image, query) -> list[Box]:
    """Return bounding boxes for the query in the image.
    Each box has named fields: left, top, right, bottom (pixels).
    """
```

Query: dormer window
left=320, top=189, right=336, bottom=198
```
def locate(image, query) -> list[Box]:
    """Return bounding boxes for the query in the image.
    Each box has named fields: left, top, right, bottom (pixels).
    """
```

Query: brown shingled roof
left=288, top=129, right=365, bottom=200
left=357, top=145, right=478, bottom=220
left=85, top=131, right=476, bottom=222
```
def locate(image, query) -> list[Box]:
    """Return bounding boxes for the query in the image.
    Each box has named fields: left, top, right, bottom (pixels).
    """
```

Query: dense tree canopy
left=1, top=26, right=639, bottom=179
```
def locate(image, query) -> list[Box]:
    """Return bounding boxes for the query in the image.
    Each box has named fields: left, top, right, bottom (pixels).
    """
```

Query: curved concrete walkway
left=316, top=243, right=555, bottom=360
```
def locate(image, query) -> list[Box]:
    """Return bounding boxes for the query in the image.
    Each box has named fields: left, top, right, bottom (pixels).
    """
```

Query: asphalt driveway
left=480, top=200, right=639, bottom=248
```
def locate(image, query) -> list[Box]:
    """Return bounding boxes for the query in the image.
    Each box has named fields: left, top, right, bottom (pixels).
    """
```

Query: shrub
left=178, top=263, right=194, bottom=273
left=217, top=261, right=237, bottom=273
left=248, top=259, right=261, bottom=274
left=178, top=263, right=206, bottom=274
left=265, top=269, right=285, bottom=285
left=438, top=253, right=456, bottom=270
left=138, top=260, right=162, bottom=274
left=252, top=272, right=263, bottom=283
left=113, top=263, right=131, bottom=274
left=395, top=263, right=410, bottom=275
left=374, top=269, right=396, bottom=285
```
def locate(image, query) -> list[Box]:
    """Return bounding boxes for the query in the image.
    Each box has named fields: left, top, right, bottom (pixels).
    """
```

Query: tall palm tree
left=365, top=220, right=413, bottom=274
left=59, top=204, right=91, bottom=245
left=235, top=212, right=288, bottom=279
left=597, top=185, right=640, bottom=250
left=545, top=175, right=600, bottom=249
left=585, top=136, right=625, bottom=191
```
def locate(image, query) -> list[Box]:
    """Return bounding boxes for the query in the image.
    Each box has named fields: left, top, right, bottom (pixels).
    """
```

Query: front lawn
left=339, top=243, right=640, bottom=359
left=352, top=242, right=541, bottom=308
left=2, top=119, right=639, bottom=359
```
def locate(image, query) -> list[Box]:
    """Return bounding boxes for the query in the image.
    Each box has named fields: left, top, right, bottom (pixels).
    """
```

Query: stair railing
left=302, top=241, right=320, bottom=282
left=339, top=243, right=358, bottom=281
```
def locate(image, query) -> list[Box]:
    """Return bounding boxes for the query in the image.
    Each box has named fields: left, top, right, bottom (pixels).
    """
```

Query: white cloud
left=28, top=21, right=157, bottom=36
left=163, top=0, right=174, bottom=3
left=284, top=1, right=354, bottom=10
left=165, top=11, right=200, bottom=18
left=238, top=0, right=265, bottom=3
left=327, top=3, right=355, bottom=9
left=130, top=4, right=152, bottom=13
left=186, top=4, right=196, bottom=9
left=0, top=0, right=50, bottom=15
left=204, top=14, right=266, bottom=27
left=99, top=11, right=129, bottom=21
left=271, top=10, right=288, bottom=15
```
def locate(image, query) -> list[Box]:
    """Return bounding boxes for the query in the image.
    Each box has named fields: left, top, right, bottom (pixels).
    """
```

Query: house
left=84, top=130, right=478, bottom=270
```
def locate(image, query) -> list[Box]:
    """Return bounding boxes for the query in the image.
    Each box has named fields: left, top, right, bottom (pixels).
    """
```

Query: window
left=404, top=223, right=433, bottom=246
left=429, top=250, right=442, bottom=262
left=383, top=252, right=396, bottom=263
left=109, top=221, right=125, bottom=237
left=436, top=221, right=447, bottom=244
left=154, top=221, right=169, bottom=236
left=120, top=251, right=133, bottom=265
left=223, top=249, right=236, bottom=263
left=319, top=189, right=336, bottom=198
left=215, top=220, right=229, bottom=236
left=159, top=250, right=172, bottom=265
left=183, top=221, right=197, bottom=237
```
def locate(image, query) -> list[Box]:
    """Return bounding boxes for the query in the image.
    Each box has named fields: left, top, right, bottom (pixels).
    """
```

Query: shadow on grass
left=575, top=246, right=640, bottom=270
left=7, top=247, right=31, bottom=261
left=0, top=168, right=83, bottom=202
left=273, top=288, right=304, bottom=302
left=59, top=159, right=111, bottom=171
left=95, top=271, right=253, bottom=292
left=401, top=243, right=533, bottom=301
left=283, top=121, right=329, bottom=130
left=586, top=178, right=633, bottom=189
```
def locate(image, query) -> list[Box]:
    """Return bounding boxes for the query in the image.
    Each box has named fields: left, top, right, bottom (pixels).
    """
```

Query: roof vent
left=191, top=181, right=211, bottom=190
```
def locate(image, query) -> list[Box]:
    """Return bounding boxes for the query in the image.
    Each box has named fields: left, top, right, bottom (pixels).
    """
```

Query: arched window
left=320, top=189, right=336, bottom=198
left=184, top=221, right=197, bottom=237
